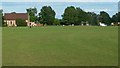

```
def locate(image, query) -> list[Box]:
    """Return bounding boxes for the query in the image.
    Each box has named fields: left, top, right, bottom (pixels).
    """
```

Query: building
left=4, top=13, right=29, bottom=27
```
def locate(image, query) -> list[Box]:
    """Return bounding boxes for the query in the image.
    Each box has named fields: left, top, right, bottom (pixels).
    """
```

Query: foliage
left=62, top=6, right=90, bottom=25
left=111, top=13, right=118, bottom=23
left=16, top=19, right=27, bottom=26
left=26, top=7, right=37, bottom=22
left=2, top=6, right=119, bottom=26
left=53, top=19, right=60, bottom=25
left=118, top=12, right=120, bottom=22
left=76, top=7, right=88, bottom=25
left=111, top=12, right=120, bottom=25
left=39, top=6, right=56, bottom=25
left=98, top=11, right=111, bottom=25
left=87, top=12, right=99, bottom=26
left=11, top=12, right=16, bottom=13
left=62, top=6, right=76, bottom=25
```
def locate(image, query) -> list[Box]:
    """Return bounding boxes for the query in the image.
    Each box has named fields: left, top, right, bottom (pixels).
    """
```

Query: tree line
left=27, top=6, right=120, bottom=26
left=0, top=6, right=120, bottom=26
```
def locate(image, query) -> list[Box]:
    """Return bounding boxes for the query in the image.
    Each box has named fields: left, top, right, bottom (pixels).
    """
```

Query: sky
left=0, top=0, right=120, bottom=2
left=1, top=2, right=119, bottom=19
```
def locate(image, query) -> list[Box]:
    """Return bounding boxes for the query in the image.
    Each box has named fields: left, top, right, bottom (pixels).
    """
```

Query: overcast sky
left=0, top=0, right=120, bottom=2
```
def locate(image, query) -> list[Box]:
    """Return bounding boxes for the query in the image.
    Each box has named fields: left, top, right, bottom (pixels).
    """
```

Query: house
left=4, top=13, right=29, bottom=27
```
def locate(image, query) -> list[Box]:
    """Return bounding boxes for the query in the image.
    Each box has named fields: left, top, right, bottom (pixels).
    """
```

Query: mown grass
left=2, top=26, right=118, bottom=66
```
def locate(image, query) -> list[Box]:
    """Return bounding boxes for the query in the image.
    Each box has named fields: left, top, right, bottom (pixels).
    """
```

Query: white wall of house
left=4, top=20, right=17, bottom=27
left=4, top=20, right=30, bottom=27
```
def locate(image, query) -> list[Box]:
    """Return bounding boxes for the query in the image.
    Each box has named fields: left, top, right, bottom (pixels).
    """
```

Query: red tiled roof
left=4, top=13, right=29, bottom=20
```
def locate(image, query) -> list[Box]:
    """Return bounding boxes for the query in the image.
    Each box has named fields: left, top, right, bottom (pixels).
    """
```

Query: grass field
left=2, top=26, right=118, bottom=66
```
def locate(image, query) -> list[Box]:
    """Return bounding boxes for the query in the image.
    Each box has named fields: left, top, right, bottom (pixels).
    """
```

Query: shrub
left=16, top=19, right=27, bottom=26
left=53, top=19, right=60, bottom=25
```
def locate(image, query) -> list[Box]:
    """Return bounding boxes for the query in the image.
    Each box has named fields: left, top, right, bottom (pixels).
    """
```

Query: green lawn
left=2, top=26, right=118, bottom=66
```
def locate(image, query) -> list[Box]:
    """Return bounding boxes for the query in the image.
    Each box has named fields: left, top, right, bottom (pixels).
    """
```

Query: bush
left=16, top=19, right=27, bottom=26
left=53, top=19, right=60, bottom=25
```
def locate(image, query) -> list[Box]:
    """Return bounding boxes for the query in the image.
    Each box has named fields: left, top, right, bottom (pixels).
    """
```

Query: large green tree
left=118, top=12, right=120, bottom=22
left=111, top=12, right=120, bottom=25
left=39, top=6, right=56, bottom=25
left=26, top=7, right=37, bottom=22
left=62, top=6, right=76, bottom=25
left=99, top=11, right=111, bottom=25
left=87, top=12, right=99, bottom=26
left=76, top=7, right=88, bottom=25
left=111, top=13, right=118, bottom=23
left=62, top=6, right=88, bottom=25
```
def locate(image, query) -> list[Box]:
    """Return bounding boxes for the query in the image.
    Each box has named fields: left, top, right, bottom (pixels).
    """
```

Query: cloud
left=85, top=8, right=114, bottom=12
left=1, top=0, right=119, bottom=2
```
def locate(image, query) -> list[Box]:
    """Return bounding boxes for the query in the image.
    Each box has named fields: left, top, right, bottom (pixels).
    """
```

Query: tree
left=118, top=12, right=120, bottom=22
left=53, top=19, right=60, bottom=25
left=62, top=6, right=88, bottom=25
left=39, top=6, right=56, bottom=25
left=59, top=19, right=65, bottom=25
left=11, top=12, right=16, bottom=13
left=26, top=7, right=37, bottom=22
left=76, top=7, right=88, bottom=25
left=111, top=13, right=118, bottom=23
left=99, top=11, right=111, bottom=25
left=87, top=12, right=99, bottom=26
left=111, top=12, right=120, bottom=25
left=16, top=19, right=27, bottom=26
left=62, top=6, right=76, bottom=25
